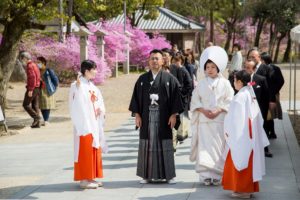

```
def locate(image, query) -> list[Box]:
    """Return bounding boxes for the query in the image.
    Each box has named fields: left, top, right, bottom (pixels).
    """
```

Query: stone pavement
left=1, top=106, right=300, bottom=199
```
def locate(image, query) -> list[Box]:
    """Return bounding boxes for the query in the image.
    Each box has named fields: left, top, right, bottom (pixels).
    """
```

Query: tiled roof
left=106, top=7, right=205, bottom=32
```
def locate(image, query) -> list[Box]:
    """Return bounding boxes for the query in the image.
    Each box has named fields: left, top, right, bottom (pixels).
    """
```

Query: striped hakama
left=137, top=104, right=175, bottom=180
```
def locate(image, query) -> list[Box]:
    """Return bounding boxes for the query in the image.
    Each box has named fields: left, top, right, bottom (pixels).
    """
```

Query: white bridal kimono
left=190, top=75, right=234, bottom=181
left=224, top=86, right=269, bottom=182
left=69, top=77, right=108, bottom=162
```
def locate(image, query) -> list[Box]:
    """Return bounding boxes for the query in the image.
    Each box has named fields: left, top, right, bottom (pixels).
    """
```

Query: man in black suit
left=247, top=49, right=276, bottom=105
left=244, top=59, right=273, bottom=157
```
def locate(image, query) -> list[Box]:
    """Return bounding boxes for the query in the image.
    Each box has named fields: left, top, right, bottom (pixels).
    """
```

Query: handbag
left=44, top=68, right=59, bottom=96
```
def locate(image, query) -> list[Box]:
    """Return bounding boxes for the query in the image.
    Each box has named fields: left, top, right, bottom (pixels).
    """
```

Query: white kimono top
left=224, top=86, right=269, bottom=182
left=190, top=75, right=234, bottom=164
left=69, top=77, right=108, bottom=162
left=190, top=75, right=234, bottom=123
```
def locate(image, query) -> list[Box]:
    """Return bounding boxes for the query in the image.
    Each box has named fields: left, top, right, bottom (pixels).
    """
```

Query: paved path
left=1, top=105, right=300, bottom=200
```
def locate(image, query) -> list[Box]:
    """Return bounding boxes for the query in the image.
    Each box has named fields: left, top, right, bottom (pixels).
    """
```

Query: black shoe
left=265, top=152, right=273, bottom=158
left=31, top=119, right=40, bottom=128
left=269, top=133, right=277, bottom=139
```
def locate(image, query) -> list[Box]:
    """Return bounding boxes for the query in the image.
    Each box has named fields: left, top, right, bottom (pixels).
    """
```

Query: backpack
left=44, top=68, right=59, bottom=96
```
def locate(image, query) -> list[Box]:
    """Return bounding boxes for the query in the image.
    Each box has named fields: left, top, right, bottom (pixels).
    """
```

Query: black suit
left=253, top=72, right=272, bottom=155
left=252, top=74, right=269, bottom=120
left=256, top=63, right=276, bottom=102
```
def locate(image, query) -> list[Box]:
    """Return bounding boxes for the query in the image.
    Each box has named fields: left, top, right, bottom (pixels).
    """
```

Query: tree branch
left=135, top=0, right=148, bottom=27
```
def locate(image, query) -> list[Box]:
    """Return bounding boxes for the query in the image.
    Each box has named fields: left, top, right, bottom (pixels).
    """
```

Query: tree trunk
left=232, top=28, right=236, bottom=51
left=273, top=33, right=286, bottom=63
left=209, top=9, right=214, bottom=43
left=0, top=18, right=27, bottom=132
left=130, top=12, right=136, bottom=27
left=282, top=31, right=291, bottom=62
left=268, top=23, right=276, bottom=54
left=66, top=0, right=74, bottom=37
left=224, top=22, right=233, bottom=52
left=254, top=18, right=265, bottom=48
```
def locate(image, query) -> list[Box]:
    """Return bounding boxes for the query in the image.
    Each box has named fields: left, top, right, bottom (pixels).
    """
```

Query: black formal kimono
left=264, top=64, right=285, bottom=136
left=184, top=63, right=195, bottom=88
left=129, top=70, right=184, bottom=180
left=268, top=64, right=284, bottom=119
left=170, top=64, right=193, bottom=111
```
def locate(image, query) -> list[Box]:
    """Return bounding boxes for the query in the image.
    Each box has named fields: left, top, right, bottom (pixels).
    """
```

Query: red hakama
left=74, top=134, right=103, bottom=181
left=222, top=119, right=259, bottom=193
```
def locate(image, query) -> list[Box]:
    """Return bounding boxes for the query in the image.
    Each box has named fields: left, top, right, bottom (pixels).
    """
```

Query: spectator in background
left=228, top=43, right=243, bottom=74
left=171, top=44, right=179, bottom=57
left=37, top=56, right=59, bottom=126
left=170, top=55, right=193, bottom=150
left=260, top=52, right=285, bottom=139
left=20, top=52, right=41, bottom=128
left=184, top=50, right=196, bottom=88
left=206, top=41, right=214, bottom=48
left=161, top=48, right=172, bottom=72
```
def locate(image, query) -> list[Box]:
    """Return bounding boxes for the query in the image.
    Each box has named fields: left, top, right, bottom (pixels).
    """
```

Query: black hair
left=161, top=48, right=172, bottom=55
left=233, top=43, right=241, bottom=50
left=234, top=70, right=251, bottom=86
left=37, top=56, right=47, bottom=65
left=150, top=49, right=163, bottom=56
left=171, top=54, right=185, bottom=64
left=260, top=52, right=272, bottom=65
left=80, top=60, right=97, bottom=75
left=204, top=59, right=220, bottom=73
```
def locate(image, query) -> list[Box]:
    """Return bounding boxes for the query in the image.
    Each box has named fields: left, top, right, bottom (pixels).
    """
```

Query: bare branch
left=135, top=0, right=148, bottom=27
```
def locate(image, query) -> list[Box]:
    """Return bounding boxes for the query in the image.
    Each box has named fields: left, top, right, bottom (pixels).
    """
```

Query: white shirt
left=229, top=50, right=243, bottom=71
left=255, top=62, right=262, bottom=73
left=151, top=71, right=158, bottom=85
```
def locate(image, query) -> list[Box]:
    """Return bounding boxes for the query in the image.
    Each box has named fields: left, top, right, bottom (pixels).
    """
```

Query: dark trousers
left=263, top=121, right=270, bottom=153
left=23, top=88, right=40, bottom=120
left=264, top=120, right=275, bottom=135
left=41, top=109, right=50, bottom=121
